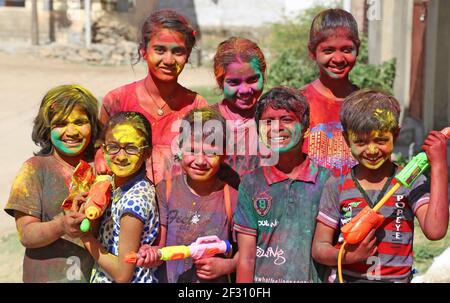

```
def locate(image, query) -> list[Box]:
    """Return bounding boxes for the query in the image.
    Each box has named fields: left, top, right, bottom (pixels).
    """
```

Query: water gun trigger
left=341, top=206, right=384, bottom=244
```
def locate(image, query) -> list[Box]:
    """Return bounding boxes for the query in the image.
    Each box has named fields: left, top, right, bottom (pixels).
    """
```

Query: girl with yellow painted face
left=4, top=84, right=101, bottom=282
left=80, top=112, right=159, bottom=283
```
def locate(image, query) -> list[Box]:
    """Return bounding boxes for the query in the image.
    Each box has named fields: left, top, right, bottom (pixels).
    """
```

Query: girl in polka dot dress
left=80, top=112, right=159, bottom=283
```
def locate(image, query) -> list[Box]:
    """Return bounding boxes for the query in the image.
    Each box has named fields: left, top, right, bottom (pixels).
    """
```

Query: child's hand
left=71, top=192, right=88, bottom=213
left=94, top=148, right=112, bottom=175
left=136, top=245, right=163, bottom=268
left=194, top=257, right=231, bottom=280
left=344, top=229, right=378, bottom=264
left=422, top=131, right=448, bottom=166
left=59, top=212, right=86, bottom=238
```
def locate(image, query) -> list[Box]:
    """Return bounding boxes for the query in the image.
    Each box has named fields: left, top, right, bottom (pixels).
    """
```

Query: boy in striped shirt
left=312, top=89, right=448, bottom=282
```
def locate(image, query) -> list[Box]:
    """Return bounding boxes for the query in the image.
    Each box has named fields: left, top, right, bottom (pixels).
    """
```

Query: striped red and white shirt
left=317, top=165, right=430, bottom=282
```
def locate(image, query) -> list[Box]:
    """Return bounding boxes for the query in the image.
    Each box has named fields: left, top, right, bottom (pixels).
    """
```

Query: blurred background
left=0, top=0, right=449, bottom=282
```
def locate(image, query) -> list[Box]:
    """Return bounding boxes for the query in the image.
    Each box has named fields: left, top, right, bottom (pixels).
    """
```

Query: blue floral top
left=90, top=170, right=159, bottom=283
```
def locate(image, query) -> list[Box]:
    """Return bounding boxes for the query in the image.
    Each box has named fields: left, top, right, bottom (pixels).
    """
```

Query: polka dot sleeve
left=119, top=181, right=155, bottom=223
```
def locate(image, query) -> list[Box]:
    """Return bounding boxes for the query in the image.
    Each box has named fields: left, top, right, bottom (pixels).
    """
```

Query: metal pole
left=31, top=0, right=39, bottom=45
left=85, top=0, right=91, bottom=48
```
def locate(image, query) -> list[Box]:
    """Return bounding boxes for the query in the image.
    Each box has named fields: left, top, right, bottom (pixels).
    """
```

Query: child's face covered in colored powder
left=223, top=59, right=264, bottom=111
left=144, top=29, right=188, bottom=82
left=312, top=28, right=357, bottom=80
left=347, top=130, right=395, bottom=170
left=104, top=123, right=148, bottom=180
left=50, top=105, right=91, bottom=157
left=259, top=107, right=304, bottom=153
left=181, top=139, right=222, bottom=182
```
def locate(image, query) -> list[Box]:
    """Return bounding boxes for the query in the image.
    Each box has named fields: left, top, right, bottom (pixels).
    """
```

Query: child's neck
left=315, top=74, right=355, bottom=99
left=145, top=74, right=180, bottom=105
left=221, top=100, right=255, bottom=120
left=53, top=150, right=83, bottom=169
left=275, top=146, right=306, bottom=178
left=185, top=175, right=223, bottom=197
left=114, top=170, right=143, bottom=189
left=354, top=161, right=396, bottom=190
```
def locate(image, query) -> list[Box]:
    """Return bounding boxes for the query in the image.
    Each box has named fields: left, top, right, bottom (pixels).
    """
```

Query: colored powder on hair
left=373, top=108, right=397, bottom=130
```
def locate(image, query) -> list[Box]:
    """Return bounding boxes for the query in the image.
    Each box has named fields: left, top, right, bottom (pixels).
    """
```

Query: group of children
left=4, top=8, right=448, bottom=283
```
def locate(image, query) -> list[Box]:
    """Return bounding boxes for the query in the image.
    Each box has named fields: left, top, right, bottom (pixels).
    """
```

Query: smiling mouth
left=191, top=167, right=210, bottom=174
left=328, top=66, right=346, bottom=74
left=62, top=139, right=83, bottom=146
left=114, top=163, right=131, bottom=169
left=269, top=136, right=290, bottom=143
left=364, top=157, right=383, bottom=164
left=160, top=67, right=176, bottom=73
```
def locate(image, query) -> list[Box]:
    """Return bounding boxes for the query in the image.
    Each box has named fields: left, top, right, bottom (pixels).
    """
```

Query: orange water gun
left=61, top=160, right=95, bottom=211
left=79, top=174, right=113, bottom=232
left=337, top=127, right=450, bottom=283
left=124, top=236, right=232, bottom=263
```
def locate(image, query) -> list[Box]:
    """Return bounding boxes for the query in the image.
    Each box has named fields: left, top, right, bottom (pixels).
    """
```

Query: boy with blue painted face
left=234, top=86, right=331, bottom=283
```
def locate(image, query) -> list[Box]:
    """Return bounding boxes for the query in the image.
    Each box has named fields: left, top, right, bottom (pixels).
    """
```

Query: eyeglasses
left=103, top=143, right=149, bottom=155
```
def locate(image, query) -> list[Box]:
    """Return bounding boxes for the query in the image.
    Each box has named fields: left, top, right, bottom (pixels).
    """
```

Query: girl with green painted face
left=4, top=84, right=101, bottom=282
left=212, top=37, right=267, bottom=184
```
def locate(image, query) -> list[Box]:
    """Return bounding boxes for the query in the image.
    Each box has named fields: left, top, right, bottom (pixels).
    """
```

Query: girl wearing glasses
left=4, top=84, right=101, bottom=282
left=79, top=111, right=159, bottom=283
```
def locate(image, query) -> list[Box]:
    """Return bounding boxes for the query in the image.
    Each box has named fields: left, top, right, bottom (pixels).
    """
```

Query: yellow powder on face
left=111, top=124, right=145, bottom=146
left=348, top=130, right=359, bottom=143
left=106, top=123, right=146, bottom=178
left=367, top=143, right=378, bottom=154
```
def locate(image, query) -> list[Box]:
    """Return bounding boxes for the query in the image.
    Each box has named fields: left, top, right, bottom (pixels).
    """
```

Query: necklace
left=351, top=165, right=396, bottom=208
left=143, top=83, right=168, bottom=116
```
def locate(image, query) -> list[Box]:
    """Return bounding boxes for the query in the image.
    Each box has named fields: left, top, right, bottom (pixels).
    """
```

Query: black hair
left=308, top=8, right=360, bottom=55
left=255, top=86, right=310, bottom=130
left=137, top=9, right=197, bottom=61
left=340, top=89, right=401, bottom=135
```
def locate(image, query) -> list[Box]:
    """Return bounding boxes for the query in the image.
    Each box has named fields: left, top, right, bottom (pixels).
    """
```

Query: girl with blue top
left=80, top=111, right=159, bottom=283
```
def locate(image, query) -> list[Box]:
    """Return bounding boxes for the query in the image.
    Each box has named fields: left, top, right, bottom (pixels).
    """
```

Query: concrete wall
left=157, top=0, right=286, bottom=29
left=423, top=0, right=450, bottom=132
left=367, top=0, right=413, bottom=116
left=0, top=7, right=30, bottom=41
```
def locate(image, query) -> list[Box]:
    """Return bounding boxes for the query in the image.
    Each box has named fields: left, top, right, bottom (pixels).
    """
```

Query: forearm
left=236, top=254, right=255, bottom=282
left=81, top=234, right=135, bottom=283
left=422, top=165, right=449, bottom=239
left=223, top=252, right=239, bottom=275
left=312, top=242, right=341, bottom=266
left=18, top=218, right=63, bottom=248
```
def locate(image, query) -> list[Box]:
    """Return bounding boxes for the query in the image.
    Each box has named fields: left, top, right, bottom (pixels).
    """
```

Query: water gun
left=124, top=236, right=231, bottom=264
left=79, top=174, right=113, bottom=232
left=61, top=160, right=95, bottom=211
left=337, top=127, right=450, bottom=283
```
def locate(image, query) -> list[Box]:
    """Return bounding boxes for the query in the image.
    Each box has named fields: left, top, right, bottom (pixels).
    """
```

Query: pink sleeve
left=194, top=94, right=209, bottom=108
left=100, top=89, right=121, bottom=125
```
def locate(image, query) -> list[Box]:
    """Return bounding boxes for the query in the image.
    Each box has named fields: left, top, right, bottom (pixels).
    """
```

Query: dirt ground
left=0, top=50, right=216, bottom=282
